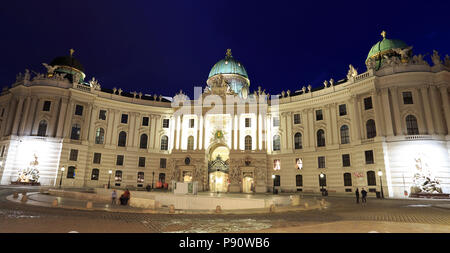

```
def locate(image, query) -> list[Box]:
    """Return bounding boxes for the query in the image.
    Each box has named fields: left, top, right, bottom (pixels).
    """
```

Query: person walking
left=361, top=188, right=367, bottom=205
left=355, top=188, right=360, bottom=204
left=111, top=190, right=117, bottom=205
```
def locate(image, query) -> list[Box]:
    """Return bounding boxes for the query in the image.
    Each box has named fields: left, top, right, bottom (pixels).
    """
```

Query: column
left=128, top=112, right=136, bottom=147
left=380, top=89, right=394, bottom=136
left=178, top=115, right=183, bottom=150
left=150, top=115, right=156, bottom=149
left=48, top=99, right=60, bottom=137
left=325, top=105, right=332, bottom=146
left=330, top=104, right=338, bottom=145
left=286, top=112, right=293, bottom=150
left=280, top=113, right=287, bottom=150
left=87, top=105, right=97, bottom=142
left=308, top=109, right=315, bottom=147
left=82, top=104, right=93, bottom=141
left=261, top=114, right=266, bottom=150
left=153, top=115, right=161, bottom=150
left=172, top=115, right=178, bottom=150
left=390, top=87, right=403, bottom=135
left=196, top=116, right=201, bottom=150
left=430, top=86, right=445, bottom=135
left=349, top=96, right=361, bottom=142
left=105, top=108, right=115, bottom=144
left=257, top=113, right=262, bottom=150
left=110, top=110, right=120, bottom=145
left=372, top=91, right=384, bottom=137
left=62, top=100, right=74, bottom=138
left=56, top=98, right=68, bottom=138
left=231, top=114, right=235, bottom=150
left=236, top=115, right=241, bottom=150
left=420, top=86, right=435, bottom=135
left=202, top=114, right=206, bottom=150
left=439, top=86, right=450, bottom=134
left=18, top=96, right=31, bottom=136
left=11, top=97, right=24, bottom=135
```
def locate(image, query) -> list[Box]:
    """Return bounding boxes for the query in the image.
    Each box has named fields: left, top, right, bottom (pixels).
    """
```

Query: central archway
left=208, top=145, right=230, bottom=193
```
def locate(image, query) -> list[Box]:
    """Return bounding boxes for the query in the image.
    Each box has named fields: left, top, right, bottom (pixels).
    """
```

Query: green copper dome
left=366, top=31, right=408, bottom=62
left=208, top=49, right=248, bottom=79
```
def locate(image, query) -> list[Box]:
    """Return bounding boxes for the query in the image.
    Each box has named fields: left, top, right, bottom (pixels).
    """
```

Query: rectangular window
left=93, top=153, right=101, bottom=164
left=142, top=117, right=149, bottom=126
left=293, top=114, right=301, bottom=124
left=160, top=158, right=167, bottom=168
left=75, top=105, right=84, bottom=116
left=121, top=114, right=128, bottom=124
left=273, top=116, right=280, bottom=127
left=296, top=175, right=303, bottom=187
left=316, top=110, right=323, bottom=121
left=365, top=150, right=374, bottom=164
left=364, top=97, right=373, bottom=110
left=342, top=154, right=351, bottom=167
left=43, top=101, right=51, bottom=111
left=137, top=172, right=144, bottom=183
left=318, top=156, right=326, bottom=168
left=339, top=104, right=347, bottom=116
left=69, top=149, right=78, bottom=161
left=138, top=157, right=145, bottom=167
left=162, top=119, right=170, bottom=128
left=99, top=110, right=107, bottom=120
left=116, top=155, right=124, bottom=166
left=245, top=118, right=251, bottom=128
left=403, top=91, right=413, bottom=104
left=273, top=175, right=281, bottom=187
left=189, top=118, right=195, bottom=128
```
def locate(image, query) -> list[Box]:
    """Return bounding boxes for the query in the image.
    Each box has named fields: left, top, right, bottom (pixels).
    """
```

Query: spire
left=70, top=48, right=75, bottom=57
left=226, top=48, right=232, bottom=58
left=380, top=30, right=386, bottom=40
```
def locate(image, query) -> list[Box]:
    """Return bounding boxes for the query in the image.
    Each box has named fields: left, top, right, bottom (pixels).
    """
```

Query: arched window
left=140, top=134, right=148, bottom=149
left=160, top=135, right=169, bottom=150
left=340, top=125, right=350, bottom=144
left=245, top=135, right=252, bottom=150
left=118, top=131, right=127, bottom=147
left=95, top=128, right=105, bottom=144
left=70, top=124, right=81, bottom=140
left=187, top=136, right=194, bottom=150
left=91, top=168, right=99, bottom=180
left=366, top=119, right=376, bottom=139
left=343, top=173, right=352, bottom=186
left=367, top=171, right=376, bottom=186
left=273, top=135, right=281, bottom=151
left=317, top=129, right=325, bottom=147
left=294, top=132, right=302, bottom=149
left=37, top=120, right=47, bottom=136
left=406, top=115, right=419, bottom=135
left=115, top=170, right=122, bottom=182
left=67, top=166, right=76, bottom=179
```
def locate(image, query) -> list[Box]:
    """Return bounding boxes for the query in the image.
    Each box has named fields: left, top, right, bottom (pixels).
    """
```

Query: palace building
left=1, top=32, right=449, bottom=198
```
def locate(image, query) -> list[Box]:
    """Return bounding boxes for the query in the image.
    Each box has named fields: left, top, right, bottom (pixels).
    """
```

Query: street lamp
left=59, top=167, right=65, bottom=188
left=271, top=174, right=276, bottom=194
left=319, top=173, right=325, bottom=195
left=108, top=170, right=112, bottom=189
left=378, top=170, right=384, bottom=199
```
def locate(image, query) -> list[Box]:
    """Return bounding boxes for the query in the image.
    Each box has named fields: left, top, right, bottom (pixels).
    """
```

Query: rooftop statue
left=392, top=46, right=413, bottom=61
left=431, top=50, right=442, bottom=66
left=346, top=64, right=358, bottom=79
left=42, top=63, right=58, bottom=75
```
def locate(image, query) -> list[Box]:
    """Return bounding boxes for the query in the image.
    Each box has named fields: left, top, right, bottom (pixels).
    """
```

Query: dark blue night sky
left=1, top=0, right=449, bottom=98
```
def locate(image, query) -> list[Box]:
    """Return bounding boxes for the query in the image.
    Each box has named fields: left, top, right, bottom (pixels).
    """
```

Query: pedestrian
left=120, top=189, right=131, bottom=205
left=361, top=188, right=367, bottom=205
left=111, top=190, right=117, bottom=205
left=355, top=188, right=360, bottom=204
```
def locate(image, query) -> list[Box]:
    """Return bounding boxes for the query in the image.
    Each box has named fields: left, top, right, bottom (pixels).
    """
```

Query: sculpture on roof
left=42, top=63, right=58, bottom=75
left=431, top=50, right=442, bottom=66
left=347, top=64, right=358, bottom=79
left=392, top=46, right=413, bottom=62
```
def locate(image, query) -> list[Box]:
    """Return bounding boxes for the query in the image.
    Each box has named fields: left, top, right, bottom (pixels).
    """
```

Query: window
left=37, top=120, right=47, bottom=136
left=160, top=135, right=169, bottom=150
left=319, top=174, right=327, bottom=187
left=162, top=119, right=170, bottom=128
left=273, top=175, right=280, bottom=186
left=121, top=114, right=128, bottom=124
left=365, top=150, right=374, bottom=164
left=160, top=158, right=167, bottom=168
left=187, top=136, right=194, bottom=150
left=69, top=149, right=78, bottom=161
left=403, top=91, right=413, bottom=104
left=343, top=173, right=352, bottom=186
left=316, top=110, right=323, bottom=121
left=43, top=101, right=51, bottom=111
left=142, top=117, right=149, bottom=126
left=340, top=125, right=350, bottom=144
left=70, top=124, right=81, bottom=140
left=115, top=170, right=122, bottom=182
left=294, top=132, right=302, bottom=149
left=140, top=134, right=148, bottom=149
left=339, top=104, right=347, bottom=116
left=138, top=157, right=145, bottom=167
left=99, top=110, right=107, bottom=120
left=317, top=129, right=325, bottom=147
left=366, top=119, right=376, bottom=139
left=159, top=173, right=166, bottom=183
left=364, top=97, right=373, bottom=110
left=367, top=171, right=376, bottom=186
left=342, top=154, right=351, bottom=167
left=91, top=169, right=99, bottom=180
left=95, top=128, right=105, bottom=144
left=293, top=114, right=301, bottom=124
left=75, top=105, right=83, bottom=116
left=189, top=118, right=195, bottom=128
left=118, top=131, right=127, bottom=147
left=296, top=175, right=303, bottom=187
left=245, top=135, right=252, bottom=150
left=273, top=135, right=281, bottom=151
left=137, top=172, right=144, bottom=183
left=116, top=155, right=124, bottom=166
left=67, top=166, right=76, bottom=179
left=318, top=156, right=325, bottom=168
left=273, top=117, right=280, bottom=127
left=245, top=118, right=251, bottom=128
left=93, top=153, right=101, bottom=164
left=406, top=115, right=419, bottom=135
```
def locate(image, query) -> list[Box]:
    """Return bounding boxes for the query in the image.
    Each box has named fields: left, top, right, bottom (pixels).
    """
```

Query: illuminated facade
left=1, top=32, right=450, bottom=198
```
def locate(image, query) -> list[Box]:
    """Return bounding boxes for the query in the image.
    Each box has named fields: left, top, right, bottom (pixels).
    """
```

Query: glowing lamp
left=108, top=170, right=112, bottom=174
left=61, top=167, right=65, bottom=172
left=271, top=175, right=275, bottom=179
left=378, top=170, right=383, bottom=176
left=320, top=173, right=324, bottom=178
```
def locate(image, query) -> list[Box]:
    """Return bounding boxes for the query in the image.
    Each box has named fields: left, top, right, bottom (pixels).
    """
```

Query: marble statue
left=431, top=50, right=442, bottom=66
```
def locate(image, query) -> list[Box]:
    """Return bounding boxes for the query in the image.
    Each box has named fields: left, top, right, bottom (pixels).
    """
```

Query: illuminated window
left=273, top=117, right=280, bottom=127
left=95, top=128, right=105, bottom=144
left=406, top=115, right=419, bottom=135
left=317, top=129, right=325, bottom=147
left=138, top=157, right=145, bottom=167
left=43, top=101, right=51, bottom=111
left=366, top=119, right=376, bottom=139
left=142, top=117, right=149, bottom=126
left=343, top=173, right=352, bottom=186
left=273, top=135, right=281, bottom=151
left=116, top=155, right=124, bottom=166
left=160, top=135, right=169, bottom=150
left=294, top=132, right=302, bottom=149
left=37, top=120, right=47, bottom=136
left=340, top=125, right=350, bottom=144
left=245, top=135, right=252, bottom=150
left=93, top=153, right=101, bottom=164
left=295, top=158, right=303, bottom=170
left=296, top=175, right=303, bottom=187
left=140, top=134, right=148, bottom=149
left=339, top=104, right=347, bottom=116
left=293, top=114, right=301, bottom=124
left=367, top=171, right=376, bottom=186
left=115, top=170, right=122, bottom=182
left=118, top=131, right=127, bottom=147
left=75, top=105, right=83, bottom=116
left=137, top=172, right=144, bottom=183
left=364, top=97, right=373, bottom=110
left=316, top=110, right=323, bottom=121
left=91, top=169, right=99, bottom=180
left=273, top=159, right=281, bottom=170
left=70, top=124, right=81, bottom=140
left=342, top=154, right=351, bottom=167
left=69, top=149, right=78, bottom=161
left=67, top=166, right=76, bottom=179
left=160, top=158, right=167, bottom=168
left=98, top=110, right=107, bottom=120
left=403, top=91, right=413, bottom=104
left=187, top=136, right=194, bottom=150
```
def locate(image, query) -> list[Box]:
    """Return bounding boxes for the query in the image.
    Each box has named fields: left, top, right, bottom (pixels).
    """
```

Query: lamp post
left=59, top=167, right=65, bottom=189
left=271, top=174, right=276, bottom=194
left=108, top=170, right=112, bottom=189
left=378, top=170, right=384, bottom=199
left=152, top=171, right=155, bottom=190
left=319, top=173, right=325, bottom=195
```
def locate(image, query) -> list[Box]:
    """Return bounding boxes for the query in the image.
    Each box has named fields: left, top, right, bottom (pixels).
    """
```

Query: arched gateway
left=208, top=146, right=230, bottom=192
